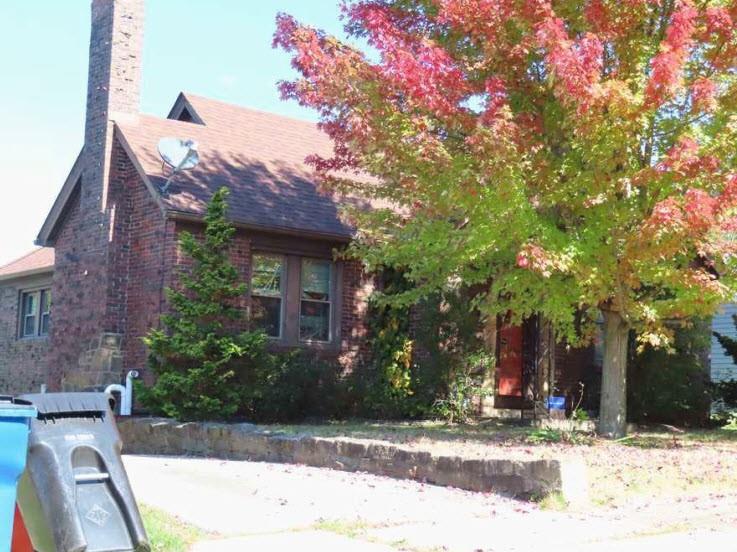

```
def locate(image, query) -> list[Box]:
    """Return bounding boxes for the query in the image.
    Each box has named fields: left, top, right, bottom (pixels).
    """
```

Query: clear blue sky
left=0, top=1, right=348, bottom=265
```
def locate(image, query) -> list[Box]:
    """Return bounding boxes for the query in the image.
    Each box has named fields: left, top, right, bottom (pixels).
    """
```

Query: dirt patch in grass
left=262, top=420, right=737, bottom=507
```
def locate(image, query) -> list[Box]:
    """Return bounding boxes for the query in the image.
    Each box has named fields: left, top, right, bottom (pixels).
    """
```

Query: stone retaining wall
left=118, top=417, right=588, bottom=503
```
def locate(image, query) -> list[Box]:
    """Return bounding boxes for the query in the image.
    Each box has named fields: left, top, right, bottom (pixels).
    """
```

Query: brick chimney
left=49, top=0, right=145, bottom=391
left=84, top=0, right=144, bottom=213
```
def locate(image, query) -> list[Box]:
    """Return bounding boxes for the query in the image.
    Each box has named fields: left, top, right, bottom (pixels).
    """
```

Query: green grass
left=311, top=518, right=373, bottom=539
left=263, top=419, right=737, bottom=448
left=140, top=504, right=206, bottom=552
left=536, top=492, right=569, bottom=511
left=261, top=418, right=534, bottom=445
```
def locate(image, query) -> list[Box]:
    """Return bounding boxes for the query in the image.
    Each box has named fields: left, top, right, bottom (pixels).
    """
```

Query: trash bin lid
left=18, top=393, right=110, bottom=419
left=0, top=396, right=37, bottom=419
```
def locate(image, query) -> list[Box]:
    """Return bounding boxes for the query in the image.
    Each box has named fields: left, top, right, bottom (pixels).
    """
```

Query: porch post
left=479, top=314, right=497, bottom=415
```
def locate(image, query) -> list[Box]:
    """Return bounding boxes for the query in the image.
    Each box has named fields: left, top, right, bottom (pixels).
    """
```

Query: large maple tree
left=275, top=0, right=737, bottom=437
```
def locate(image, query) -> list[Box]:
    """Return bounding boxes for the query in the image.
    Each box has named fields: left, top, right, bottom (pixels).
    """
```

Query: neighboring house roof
left=39, top=93, right=371, bottom=245
left=0, top=248, right=55, bottom=281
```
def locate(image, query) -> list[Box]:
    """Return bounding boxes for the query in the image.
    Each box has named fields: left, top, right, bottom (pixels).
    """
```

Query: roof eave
left=36, top=150, right=84, bottom=247
left=0, top=266, right=54, bottom=283
left=165, top=209, right=354, bottom=243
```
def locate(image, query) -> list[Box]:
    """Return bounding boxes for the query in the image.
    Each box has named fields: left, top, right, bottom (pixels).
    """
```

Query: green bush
left=241, top=351, right=349, bottom=422
left=713, top=379, right=737, bottom=407
left=359, top=274, right=417, bottom=417
left=432, top=354, right=492, bottom=423
left=627, top=322, right=712, bottom=426
left=138, top=188, right=256, bottom=421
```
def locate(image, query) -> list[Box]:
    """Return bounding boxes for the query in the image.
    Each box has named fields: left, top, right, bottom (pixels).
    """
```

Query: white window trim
left=19, top=288, right=50, bottom=339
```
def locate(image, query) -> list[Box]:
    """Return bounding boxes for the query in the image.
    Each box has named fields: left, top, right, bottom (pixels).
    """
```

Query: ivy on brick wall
left=353, top=270, right=491, bottom=421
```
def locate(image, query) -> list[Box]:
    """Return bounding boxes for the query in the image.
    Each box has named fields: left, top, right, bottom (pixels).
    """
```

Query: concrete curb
left=117, top=417, right=588, bottom=503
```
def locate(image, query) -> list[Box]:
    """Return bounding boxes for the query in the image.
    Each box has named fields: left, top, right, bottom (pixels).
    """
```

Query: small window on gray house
left=300, top=259, right=332, bottom=342
left=251, top=255, right=284, bottom=338
left=20, top=289, right=51, bottom=338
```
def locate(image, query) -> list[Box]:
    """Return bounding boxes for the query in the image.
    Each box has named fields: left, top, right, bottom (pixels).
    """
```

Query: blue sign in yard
left=547, top=396, right=566, bottom=410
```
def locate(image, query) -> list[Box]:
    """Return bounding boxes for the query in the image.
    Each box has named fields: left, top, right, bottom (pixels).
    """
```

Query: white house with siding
left=711, top=303, right=737, bottom=383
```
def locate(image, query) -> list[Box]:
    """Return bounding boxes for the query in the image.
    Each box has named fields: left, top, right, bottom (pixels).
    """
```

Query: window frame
left=249, top=253, right=286, bottom=339
left=19, top=287, right=51, bottom=339
left=39, top=289, right=51, bottom=337
left=299, top=258, right=334, bottom=344
left=249, top=251, right=341, bottom=349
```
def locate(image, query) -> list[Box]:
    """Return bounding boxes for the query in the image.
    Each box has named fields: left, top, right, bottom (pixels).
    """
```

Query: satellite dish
left=157, top=137, right=200, bottom=193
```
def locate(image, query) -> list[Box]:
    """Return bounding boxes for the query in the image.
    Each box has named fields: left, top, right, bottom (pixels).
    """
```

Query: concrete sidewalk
left=190, top=531, right=396, bottom=551
left=123, top=455, right=737, bottom=551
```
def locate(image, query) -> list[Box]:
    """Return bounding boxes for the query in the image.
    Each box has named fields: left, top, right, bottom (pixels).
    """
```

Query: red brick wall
left=47, top=190, right=86, bottom=389
left=166, top=223, right=370, bottom=370
left=338, top=259, right=374, bottom=370
left=121, top=208, right=372, bottom=379
left=111, top=139, right=171, bottom=376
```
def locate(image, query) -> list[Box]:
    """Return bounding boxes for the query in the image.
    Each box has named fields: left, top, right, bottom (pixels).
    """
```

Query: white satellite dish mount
left=158, top=137, right=200, bottom=193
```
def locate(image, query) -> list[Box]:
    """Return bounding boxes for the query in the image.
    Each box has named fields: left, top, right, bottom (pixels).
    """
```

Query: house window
left=300, top=259, right=332, bottom=342
left=20, top=289, right=51, bottom=338
left=251, top=255, right=284, bottom=338
left=40, top=290, right=51, bottom=336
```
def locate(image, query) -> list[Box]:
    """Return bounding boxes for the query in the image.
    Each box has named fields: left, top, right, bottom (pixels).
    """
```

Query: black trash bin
left=16, top=393, right=149, bottom=552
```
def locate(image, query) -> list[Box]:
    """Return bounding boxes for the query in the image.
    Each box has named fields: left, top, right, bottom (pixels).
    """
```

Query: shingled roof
left=0, top=248, right=55, bottom=281
left=114, top=93, right=365, bottom=240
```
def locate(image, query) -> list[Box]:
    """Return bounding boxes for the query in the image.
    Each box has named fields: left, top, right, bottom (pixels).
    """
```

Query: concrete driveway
left=123, top=455, right=737, bottom=551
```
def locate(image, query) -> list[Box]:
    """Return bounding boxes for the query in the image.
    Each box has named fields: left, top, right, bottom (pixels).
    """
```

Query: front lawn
left=261, top=420, right=737, bottom=507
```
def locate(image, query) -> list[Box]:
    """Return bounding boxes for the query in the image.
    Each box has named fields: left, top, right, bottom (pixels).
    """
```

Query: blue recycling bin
left=0, top=397, right=36, bottom=552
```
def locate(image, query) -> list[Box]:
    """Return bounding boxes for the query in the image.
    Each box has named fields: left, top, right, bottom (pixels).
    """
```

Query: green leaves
left=276, top=0, right=737, bottom=348
left=137, top=187, right=256, bottom=422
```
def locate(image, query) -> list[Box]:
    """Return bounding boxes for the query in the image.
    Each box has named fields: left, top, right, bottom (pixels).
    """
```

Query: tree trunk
left=599, top=310, right=629, bottom=438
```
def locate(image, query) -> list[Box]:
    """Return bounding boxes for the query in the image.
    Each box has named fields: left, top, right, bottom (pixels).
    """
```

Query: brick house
left=0, top=0, right=371, bottom=396
left=1, top=0, right=728, bottom=415
left=0, top=0, right=568, bottom=411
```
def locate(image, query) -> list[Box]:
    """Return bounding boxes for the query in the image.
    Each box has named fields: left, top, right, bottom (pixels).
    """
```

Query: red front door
left=497, top=324, right=523, bottom=397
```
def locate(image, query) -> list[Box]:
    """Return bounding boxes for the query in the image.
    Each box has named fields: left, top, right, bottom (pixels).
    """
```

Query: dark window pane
left=39, top=290, right=51, bottom=336
left=23, top=315, right=36, bottom=337
left=23, top=293, right=35, bottom=317
left=252, top=296, right=282, bottom=337
left=301, top=260, right=331, bottom=301
left=300, top=301, right=330, bottom=342
left=40, top=314, right=50, bottom=337
left=252, top=255, right=283, bottom=297
left=21, top=293, right=37, bottom=337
